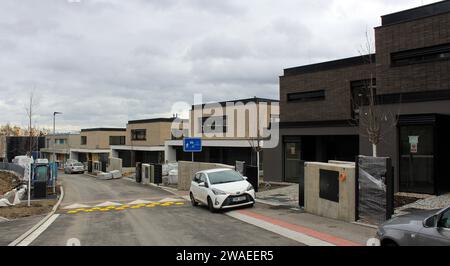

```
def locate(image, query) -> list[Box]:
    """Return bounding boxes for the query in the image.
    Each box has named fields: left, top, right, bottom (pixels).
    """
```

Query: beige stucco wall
left=189, top=101, right=279, bottom=140
left=304, top=162, right=356, bottom=223
left=126, top=122, right=173, bottom=147
left=44, top=133, right=81, bottom=152
left=177, top=161, right=235, bottom=191
left=80, top=130, right=126, bottom=150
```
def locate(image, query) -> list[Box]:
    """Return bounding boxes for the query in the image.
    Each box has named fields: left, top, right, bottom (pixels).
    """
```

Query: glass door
left=399, top=125, right=435, bottom=194
left=284, top=140, right=302, bottom=183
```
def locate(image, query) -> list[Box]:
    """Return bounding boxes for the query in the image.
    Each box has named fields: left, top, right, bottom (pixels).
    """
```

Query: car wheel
left=207, top=197, right=217, bottom=213
left=190, top=192, right=198, bottom=207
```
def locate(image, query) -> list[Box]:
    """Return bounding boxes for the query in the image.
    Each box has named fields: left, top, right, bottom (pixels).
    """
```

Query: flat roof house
left=165, top=97, right=280, bottom=168
left=70, top=128, right=126, bottom=172
left=264, top=1, right=450, bottom=195
left=40, top=133, right=81, bottom=167
left=110, top=118, right=176, bottom=168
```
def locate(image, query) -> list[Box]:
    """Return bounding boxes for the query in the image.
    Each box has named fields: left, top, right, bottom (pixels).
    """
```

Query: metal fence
left=0, top=162, right=25, bottom=177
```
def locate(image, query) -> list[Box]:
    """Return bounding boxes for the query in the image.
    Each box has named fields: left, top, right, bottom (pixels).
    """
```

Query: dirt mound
left=0, top=171, right=22, bottom=195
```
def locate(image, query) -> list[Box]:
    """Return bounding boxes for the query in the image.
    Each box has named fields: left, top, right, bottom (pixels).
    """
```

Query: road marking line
left=234, top=210, right=360, bottom=246
left=226, top=211, right=333, bottom=246
left=16, top=214, right=60, bottom=246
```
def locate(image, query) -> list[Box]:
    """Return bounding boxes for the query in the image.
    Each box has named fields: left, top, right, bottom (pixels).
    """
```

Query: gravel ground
left=0, top=171, right=22, bottom=195
left=396, top=193, right=450, bottom=211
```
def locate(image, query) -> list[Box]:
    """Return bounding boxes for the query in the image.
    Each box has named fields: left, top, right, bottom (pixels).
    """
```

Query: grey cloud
left=0, top=0, right=441, bottom=131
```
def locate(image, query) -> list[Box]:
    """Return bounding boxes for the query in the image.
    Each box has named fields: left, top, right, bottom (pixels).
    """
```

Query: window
left=438, top=209, right=450, bottom=229
left=55, top=139, right=66, bottom=145
left=109, top=136, right=125, bottom=145
left=287, top=90, right=325, bottom=102
left=391, top=43, right=450, bottom=67
left=81, top=136, right=87, bottom=145
left=131, top=129, right=146, bottom=141
left=350, top=79, right=377, bottom=119
left=199, top=116, right=227, bottom=133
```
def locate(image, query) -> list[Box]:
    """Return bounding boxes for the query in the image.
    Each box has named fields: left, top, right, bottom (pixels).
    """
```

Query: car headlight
left=246, top=184, right=254, bottom=191
left=212, top=188, right=227, bottom=195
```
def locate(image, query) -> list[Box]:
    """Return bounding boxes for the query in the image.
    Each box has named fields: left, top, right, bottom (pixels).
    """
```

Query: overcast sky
left=0, top=0, right=440, bottom=131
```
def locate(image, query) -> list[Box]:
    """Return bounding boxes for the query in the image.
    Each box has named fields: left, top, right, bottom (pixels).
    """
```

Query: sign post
left=183, top=138, right=202, bottom=162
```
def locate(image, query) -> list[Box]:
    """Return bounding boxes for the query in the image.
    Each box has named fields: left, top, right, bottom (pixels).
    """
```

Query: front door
left=399, top=125, right=435, bottom=194
left=284, top=139, right=301, bottom=183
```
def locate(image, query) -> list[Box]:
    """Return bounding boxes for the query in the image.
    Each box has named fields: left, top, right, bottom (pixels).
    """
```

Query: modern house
left=40, top=133, right=81, bottom=167
left=110, top=118, right=176, bottom=169
left=70, top=128, right=126, bottom=172
left=264, top=1, right=450, bottom=195
left=165, top=97, right=279, bottom=168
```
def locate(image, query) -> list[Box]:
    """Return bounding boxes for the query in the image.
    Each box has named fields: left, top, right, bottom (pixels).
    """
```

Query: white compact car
left=64, top=161, right=85, bottom=174
left=189, top=168, right=256, bottom=212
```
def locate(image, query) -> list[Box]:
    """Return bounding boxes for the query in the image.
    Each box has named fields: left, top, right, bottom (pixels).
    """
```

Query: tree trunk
left=372, top=143, right=377, bottom=157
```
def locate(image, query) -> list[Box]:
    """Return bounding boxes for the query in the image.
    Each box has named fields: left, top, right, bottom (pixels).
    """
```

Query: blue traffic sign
left=183, top=138, right=202, bottom=152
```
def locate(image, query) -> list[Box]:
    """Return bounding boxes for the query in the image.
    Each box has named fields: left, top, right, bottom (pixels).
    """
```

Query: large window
left=109, top=136, right=125, bottom=145
left=131, top=129, right=146, bottom=141
left=81, top=136, right=87, bottom=145
left=391, top=43, right=450, bottom=67
left=350, top=79, right=376, bottom=120
left=55, top=139, right=66, bottom=145
left=287, top=90, right=325, bottom=102
left=199, top=116, right=227, bottom=134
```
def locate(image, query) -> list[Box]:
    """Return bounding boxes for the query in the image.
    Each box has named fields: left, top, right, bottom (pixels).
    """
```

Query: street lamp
left=53, top=112, right=62, bottom=194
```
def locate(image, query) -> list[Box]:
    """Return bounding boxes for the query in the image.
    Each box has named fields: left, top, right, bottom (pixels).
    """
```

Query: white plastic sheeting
left=0, top=185, right=27, bottom=207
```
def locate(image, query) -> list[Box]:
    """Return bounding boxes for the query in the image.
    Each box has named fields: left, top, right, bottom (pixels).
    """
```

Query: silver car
left=64, top=161, right=85, bottom=174
left=377, top=206, right=450, bottom=246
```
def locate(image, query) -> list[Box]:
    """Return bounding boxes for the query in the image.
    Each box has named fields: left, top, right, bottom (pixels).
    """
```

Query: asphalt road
left=30, top=173, right=301, bottom=246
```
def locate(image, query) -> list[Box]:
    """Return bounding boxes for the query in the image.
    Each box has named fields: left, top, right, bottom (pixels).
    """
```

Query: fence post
left=386, top=158, right=394, bottom=220
left=355, top=156, right=360, bottom=222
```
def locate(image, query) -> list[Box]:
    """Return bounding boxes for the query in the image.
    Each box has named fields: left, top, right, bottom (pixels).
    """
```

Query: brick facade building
left=264, top=1, right=450, bottom=195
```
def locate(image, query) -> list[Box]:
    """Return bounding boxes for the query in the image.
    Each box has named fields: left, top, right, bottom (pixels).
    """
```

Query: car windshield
left=74, top=162, right=83, bottom=167
left=208, top=170, right=244, bottom=185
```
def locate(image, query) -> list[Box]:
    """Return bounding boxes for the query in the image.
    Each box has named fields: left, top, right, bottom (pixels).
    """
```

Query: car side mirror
left=423, top=215, right=437, bottom=228
left=199, top=182, right=206, bottom=187
left=243, top=176, right=248, bottom=180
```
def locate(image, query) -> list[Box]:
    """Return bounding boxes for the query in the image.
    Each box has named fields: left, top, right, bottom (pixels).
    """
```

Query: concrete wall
left=107, top=157, right=123, bottom=173
left=177, top=161, right=235, bottom=191
left=304, top=162, right=356, bottom=223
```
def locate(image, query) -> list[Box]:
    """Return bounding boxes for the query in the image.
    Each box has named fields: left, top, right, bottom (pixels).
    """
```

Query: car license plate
left=232, top=196, right=246, bottom=202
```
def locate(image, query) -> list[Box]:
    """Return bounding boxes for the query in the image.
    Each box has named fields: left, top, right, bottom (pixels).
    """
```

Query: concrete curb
left=351, top=221, right=379, bottom=229
left=8, top=185, right=65, bottom=246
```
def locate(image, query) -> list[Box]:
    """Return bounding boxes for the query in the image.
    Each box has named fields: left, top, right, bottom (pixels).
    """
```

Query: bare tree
left=355, top=30, right=401, bottom=157
left=25, top=89, right=38, bottom=157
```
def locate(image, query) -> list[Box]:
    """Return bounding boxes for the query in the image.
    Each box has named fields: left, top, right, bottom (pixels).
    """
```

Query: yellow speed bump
left=67, top=210, right=78, bottom=214
left=115, top=207, right=126, bottom=211
left=130, top=205, right=142, bottom=209
left=83, top=209, right=94, bottom=213
left=175, top=202, right=185, bottom=206
left=145, top=204, right=156, bottom=208
left=100, top=208, right=110, bottom=211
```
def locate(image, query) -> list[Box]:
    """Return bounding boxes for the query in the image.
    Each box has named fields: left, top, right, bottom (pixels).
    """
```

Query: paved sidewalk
left=256, top=184, right=299, bottom=207
left=226, top=204, right=376, bottom=246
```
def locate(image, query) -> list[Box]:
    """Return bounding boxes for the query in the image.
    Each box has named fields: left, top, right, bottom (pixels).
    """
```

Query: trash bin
left=33, top=181, right=47, bottom=199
